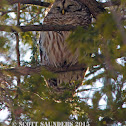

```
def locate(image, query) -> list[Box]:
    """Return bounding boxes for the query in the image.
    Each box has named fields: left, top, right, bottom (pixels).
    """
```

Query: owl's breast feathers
left=39, top=31, right=79, bottom=67
left=39, top=1, right=91, bottom=68
left=44, top=10, right=91, bottom=27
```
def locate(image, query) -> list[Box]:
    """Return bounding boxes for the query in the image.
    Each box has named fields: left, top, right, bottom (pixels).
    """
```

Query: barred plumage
left=39, top=0, right=91, bottom=67
left=39, top=0, right=91, bottom=88
left=39, top=31, right=79, bottom=67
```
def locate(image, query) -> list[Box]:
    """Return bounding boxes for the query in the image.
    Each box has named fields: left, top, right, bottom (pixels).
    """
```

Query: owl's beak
left=62, top=9, right=65, bottom=15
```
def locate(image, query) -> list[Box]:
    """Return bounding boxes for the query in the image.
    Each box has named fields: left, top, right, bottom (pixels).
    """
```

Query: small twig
left=1, top=5, right=29, bottom=16
left=76, top=87, right=102, bottom=93
left=15, top=2, right=21, bottom=99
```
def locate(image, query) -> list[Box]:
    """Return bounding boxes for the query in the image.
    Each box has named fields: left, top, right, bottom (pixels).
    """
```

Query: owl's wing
left=39, top=31, right=49, bottom=65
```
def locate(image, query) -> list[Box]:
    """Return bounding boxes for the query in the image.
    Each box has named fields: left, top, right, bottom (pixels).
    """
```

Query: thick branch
left=78, top=0, right=121, bottom=18
left=6, top=0, right=50, bottom=7
left=77, top=0, right=105, bottom=18
left=0, top=24, right=81, bottom=32
left=1, top=65, right=86, bottom=76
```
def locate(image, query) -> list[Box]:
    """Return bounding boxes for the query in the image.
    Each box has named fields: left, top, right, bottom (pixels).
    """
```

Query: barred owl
left=39, top=0, right=91, bottom=89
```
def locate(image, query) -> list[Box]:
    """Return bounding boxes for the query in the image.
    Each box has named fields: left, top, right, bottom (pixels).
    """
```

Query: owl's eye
left=56, top=6, right=61, bottom=10
left=67, top=4, right=74, bottom=9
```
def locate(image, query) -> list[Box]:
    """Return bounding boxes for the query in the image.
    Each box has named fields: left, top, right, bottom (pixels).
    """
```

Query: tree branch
left=1, top=65, right=86, bottom=76
left=6, top=0, right=51, bottom=7
left=77, top=0, right=121, bottom=18
left=16, top=3, right=21, bottom=67
left=0, top=24, right=84, bottom=32
left=4, top=0, right=121, bottom=20
left=77, top=0, right=105, bottom=18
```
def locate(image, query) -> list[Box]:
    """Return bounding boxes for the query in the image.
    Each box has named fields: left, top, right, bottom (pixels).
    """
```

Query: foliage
left=67, top=4, right=126, bottom=125
left=0, top=0, right=126, bottom=126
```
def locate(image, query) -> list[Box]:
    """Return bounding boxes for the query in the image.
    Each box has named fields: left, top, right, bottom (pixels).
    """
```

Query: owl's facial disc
left=53, top=0, right=82, bottom=15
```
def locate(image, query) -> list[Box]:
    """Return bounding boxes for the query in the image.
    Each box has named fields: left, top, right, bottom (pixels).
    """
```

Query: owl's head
left=44, top=0, right=91, bottom=26
left=51, top=0, right=82, bottom=14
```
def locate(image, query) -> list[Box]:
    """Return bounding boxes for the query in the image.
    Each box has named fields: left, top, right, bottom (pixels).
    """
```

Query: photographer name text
left=12, top=121, right=90, bottom=126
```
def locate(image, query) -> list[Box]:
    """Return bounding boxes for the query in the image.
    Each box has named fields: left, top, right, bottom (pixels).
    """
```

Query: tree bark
left=77, top=0, right=105, bottom=18
left=6, top=0, right=50, bottom=7
left=0, top=24, right=84, bottom=32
